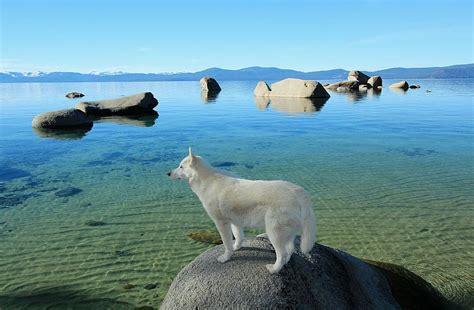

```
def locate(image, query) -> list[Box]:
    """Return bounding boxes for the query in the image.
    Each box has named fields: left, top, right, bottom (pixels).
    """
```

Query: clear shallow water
left=0, top=80, right=473, bottom=309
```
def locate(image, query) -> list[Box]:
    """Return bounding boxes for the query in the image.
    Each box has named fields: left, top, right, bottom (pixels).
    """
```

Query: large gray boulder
left=75, top=92, right=158, bottom=116
left=348, top=70, right=370, bottom=84
left=269, top=78, right=330, bottom=98
left=32, top=108, right=92, bottom=129
left=367, top=76, right=383, bottom=88
left=389, top=81, right=409, bottom=90
left=161, top=237, right=399, bottom=309
left=254, top=81, right=271, bottom=96
left=200, top=77, right=221, bottom=92
left=325, top=80, right=360, bottom=91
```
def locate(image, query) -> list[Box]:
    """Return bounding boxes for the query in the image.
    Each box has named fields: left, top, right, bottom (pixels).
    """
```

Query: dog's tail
left=299, top=192, right=317, bottom=254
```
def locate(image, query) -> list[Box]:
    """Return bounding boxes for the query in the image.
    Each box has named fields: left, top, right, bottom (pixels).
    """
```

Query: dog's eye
left=179, top=165, right=183, bottom=168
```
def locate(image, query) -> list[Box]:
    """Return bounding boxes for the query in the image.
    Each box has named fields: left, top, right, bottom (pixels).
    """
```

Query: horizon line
left=2, top=63, right=473, bottom=75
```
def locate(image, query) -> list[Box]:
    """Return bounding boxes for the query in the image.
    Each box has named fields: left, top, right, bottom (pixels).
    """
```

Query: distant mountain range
left=1, top=64, right=473, bottom=83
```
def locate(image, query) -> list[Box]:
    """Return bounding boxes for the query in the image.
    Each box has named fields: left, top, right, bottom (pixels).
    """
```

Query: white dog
left=168, top=147, right=316, bottom=273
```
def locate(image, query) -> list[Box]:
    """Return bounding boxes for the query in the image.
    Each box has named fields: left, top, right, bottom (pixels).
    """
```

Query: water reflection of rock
left=255, top=97, right=270, bottom=111
left=389, top=87, right=408, bottom=95
left=33, top=112, right=158, bottom=140
left=94, top=111, right=159, bottom=127
left=201, top=91, right=220, bottom=103
left=32, top=127, right=92, bottom=140
left=328, top=88, right=382, bottom=103
left=255, top=97, right=328, bottom=114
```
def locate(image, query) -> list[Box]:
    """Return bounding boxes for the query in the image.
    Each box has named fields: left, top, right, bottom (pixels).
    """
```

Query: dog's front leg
left=215, top=220, right=234, bottom=263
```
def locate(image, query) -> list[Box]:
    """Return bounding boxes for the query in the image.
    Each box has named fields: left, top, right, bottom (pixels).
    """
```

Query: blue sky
left=1, top=0, right=472, bottom=73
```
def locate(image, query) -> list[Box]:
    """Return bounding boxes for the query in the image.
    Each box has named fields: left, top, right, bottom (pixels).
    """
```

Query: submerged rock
left=269, top=78, right=330, bottom=98
left=363, top=259, right=450, bottom=309
left=65, top=92, right=85, bottom=99
left=0, top=166, right=31, bottom=182
left=85, top=220, right=106, bottom=227
left=409, top=84, right=421, bottom=89
left=122, top=283, right=136, bottom=290
left=32, top=109, right=93, bottom=129
left=348, top=70, right=370, bottom=84
left=144, top=283, right=157, bottom=290
left=76, top=92, right=158, bottom=116
left=389, top=81, right=409, bottom=90
left=200, top=77, right=221, bottom=92
left=188, top=230, right=223, bottom=245
left=162, top=238, right=399, bottom=309
left=55, top=187, right=82, bottom=197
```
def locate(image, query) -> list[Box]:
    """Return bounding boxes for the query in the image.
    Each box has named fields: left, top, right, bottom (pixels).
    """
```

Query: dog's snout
left=167, top=171, right=171, bottom=176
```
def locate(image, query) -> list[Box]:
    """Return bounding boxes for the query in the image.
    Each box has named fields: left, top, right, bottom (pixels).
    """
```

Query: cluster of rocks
left=32, top=92, right=159, bottom=138
left=325, top=70, right=383, bottom=93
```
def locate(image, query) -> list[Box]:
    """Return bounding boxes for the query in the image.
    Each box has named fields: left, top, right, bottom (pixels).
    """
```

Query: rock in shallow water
left=269, top=78, right=330, bottom=98
left=162, top=237, right=449, bottom=309
left=75, top=92, right=158, bottom=116
left=162, top=238, right=398, bottom=309
left=32, top=109, right=93, bottom=129
left=200, top=77, right=221, bottom=92
left=348, top=70, right=370, bottom=84
left=254, top=81, right=271, bottom=96
left=389, top=81, right=409, bottom=90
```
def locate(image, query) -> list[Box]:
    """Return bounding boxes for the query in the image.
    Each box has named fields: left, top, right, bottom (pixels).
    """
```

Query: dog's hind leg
left=231, top=224, right=244, bottom=251
left=285, top=236, right=296, bottom=264
left=265, top=225, right=292, bottom=274
left=215, top=220, right=234, bottom=263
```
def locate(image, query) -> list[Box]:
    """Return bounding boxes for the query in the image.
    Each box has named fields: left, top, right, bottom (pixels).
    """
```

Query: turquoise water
left=0, top=80, right=473, bottom=309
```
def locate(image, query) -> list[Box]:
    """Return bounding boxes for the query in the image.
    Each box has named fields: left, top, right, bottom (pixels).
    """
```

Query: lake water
left=0, top=80, right=473, bottom=309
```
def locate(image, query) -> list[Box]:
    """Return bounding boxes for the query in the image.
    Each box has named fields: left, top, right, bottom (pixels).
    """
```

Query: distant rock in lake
left=75, top=92, right=158, bottom=116
left=32, top=109, right=93, bottom=129
left=348, top=70, right=370, bottom=84
left=325, top=80, right=359, bottom=91
left=268, top=78, right=330, bottom=98
left=200, top=77, right=221, bottom=92
left=65, top=92, right=85, bottom=99
left=254, top=81, right=271, bottom=96
left=389, top=81, right=409, bottom=90
left=409, top=84, right=421, bottom=89
left=368, top=76, right=383, bottom=88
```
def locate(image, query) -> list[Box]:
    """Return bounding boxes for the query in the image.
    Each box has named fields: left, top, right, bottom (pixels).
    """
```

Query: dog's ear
left=188, top=147, right=193, bottom=158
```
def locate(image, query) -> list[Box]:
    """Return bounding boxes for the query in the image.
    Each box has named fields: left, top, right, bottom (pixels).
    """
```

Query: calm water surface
left=0, top=80, right=473, bottom=308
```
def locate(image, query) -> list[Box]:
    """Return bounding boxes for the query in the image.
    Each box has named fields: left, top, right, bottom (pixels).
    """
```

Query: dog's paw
left=217, top=254, right=231, bottom=263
